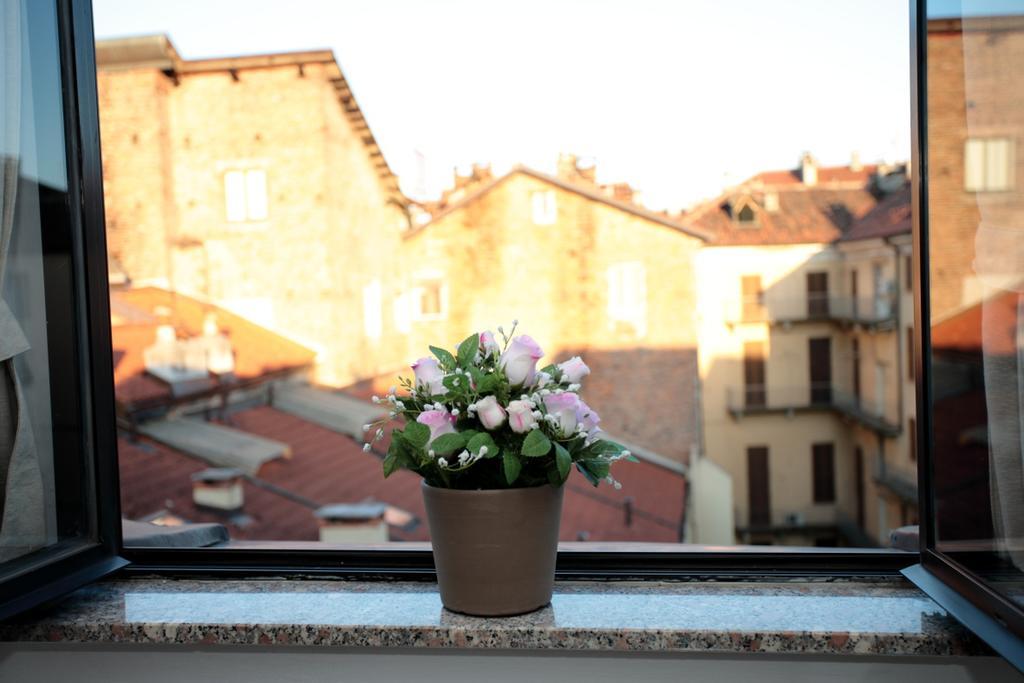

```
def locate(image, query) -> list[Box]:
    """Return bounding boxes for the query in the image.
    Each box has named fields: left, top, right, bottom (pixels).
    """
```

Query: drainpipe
left=888, top=237, right=904, bottom=432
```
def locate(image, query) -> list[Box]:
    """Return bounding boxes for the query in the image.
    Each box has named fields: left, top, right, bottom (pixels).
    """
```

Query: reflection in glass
left=928, top=2, right=1024, bottom=607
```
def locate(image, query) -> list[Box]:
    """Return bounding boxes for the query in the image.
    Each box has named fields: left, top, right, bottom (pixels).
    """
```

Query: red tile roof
left=682, top=164, right=882, bottom=246
left=111, top=287, right=316, bottom=408
left=842, top=183, right=911, bottom=242
left=931, top=288, right=1019, bottom=356
left=119, top=404, right=687, bottom=543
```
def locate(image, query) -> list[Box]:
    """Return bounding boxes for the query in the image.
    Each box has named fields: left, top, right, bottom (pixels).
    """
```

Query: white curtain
left=0, top=0, right=45, bottom=563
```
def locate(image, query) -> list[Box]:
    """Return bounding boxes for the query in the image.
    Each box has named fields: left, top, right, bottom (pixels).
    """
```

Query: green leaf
left=521, top=429, right=552, bottom=457
left=456, top=333, right=479, bottom=368
left=402, top=422, right=430, bottom=449
left=476, top=374, right=499, bottom=394
left=467, top=432, right=499, bottom=459
left=581, top=458, right=610, bottom=480
left=586, top=439, right=627, bottom=458
left=554, top=442, right=571, bottom=481
left=503, top=453, right=522, bottom=485
left=383, top=453, right=399, bottom=478
left=539, top=364, right=558, bottom=376
left=575, top=461, right=601, bottom=487
left=442, top=374, right=461, bottom=392
left=547, top=467, right=562, bottom=487
left=430, top=432, right=468, bottom=456
left=430, top=345, right=457, bottom=370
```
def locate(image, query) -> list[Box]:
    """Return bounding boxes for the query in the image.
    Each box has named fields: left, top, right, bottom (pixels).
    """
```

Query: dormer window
left=732, top=196, right=758, bottom=226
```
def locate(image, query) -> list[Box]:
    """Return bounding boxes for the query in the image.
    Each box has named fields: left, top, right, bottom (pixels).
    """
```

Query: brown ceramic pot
left=422, top=482, right=564, bottom=616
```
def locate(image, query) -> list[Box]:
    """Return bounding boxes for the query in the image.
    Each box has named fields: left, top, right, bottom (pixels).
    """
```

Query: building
left=687, top=154, right=912, bottom=546
left=399, top=157, right=711, bottom=470
left=96, top=35, right=411, bottom=388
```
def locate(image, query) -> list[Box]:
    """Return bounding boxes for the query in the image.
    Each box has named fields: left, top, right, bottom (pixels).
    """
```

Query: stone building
left=399, top=158, right=711, bottom=470
left=686, top=154, right=913, bottom=546
left=96, top=35, right=411, bottom=387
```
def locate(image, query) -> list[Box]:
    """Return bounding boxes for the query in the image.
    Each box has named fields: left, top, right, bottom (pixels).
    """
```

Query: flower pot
left=422, top=481, right=564, bottom=616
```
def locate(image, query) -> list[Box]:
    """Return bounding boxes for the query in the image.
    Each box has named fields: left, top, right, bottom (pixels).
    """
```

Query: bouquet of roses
left=364, top=322, right=636, bottom=489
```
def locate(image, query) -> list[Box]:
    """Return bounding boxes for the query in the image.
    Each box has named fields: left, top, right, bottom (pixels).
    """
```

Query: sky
left=92, top=0, right=911, bottom=211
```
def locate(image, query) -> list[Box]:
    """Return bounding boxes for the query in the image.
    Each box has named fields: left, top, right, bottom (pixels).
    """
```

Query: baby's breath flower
left=362, top=443, right=371, bottom=452
left=568, top=384, right=581, bottom=392
left=362, top=424, right=371, bottom=432
left=428, top=449, right=435, bottom=458
left=451, top=408, right=460, bottom=416
left=540, top=389, right=551, bottom=396
left=532, top=410, right=542, bottom=419
left=371, top=396, right=380, bottom=404
left=438, top=457, right=448, bottom=468
left=478, top=446, right=488, bottom=456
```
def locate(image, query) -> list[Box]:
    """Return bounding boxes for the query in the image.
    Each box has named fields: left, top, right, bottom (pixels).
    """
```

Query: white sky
left=92, top=0, right=911, bottom=211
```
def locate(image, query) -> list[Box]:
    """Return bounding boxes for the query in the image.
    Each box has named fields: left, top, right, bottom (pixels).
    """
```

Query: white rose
left=411, top=357, right=445, bottom=395
left=473, top=395, right=507, bottom=431
left=507, top=400, right=538, bottom=433
left=499, top=334, right=544, bottom=386
left=557, top=356, right=590, bottom=384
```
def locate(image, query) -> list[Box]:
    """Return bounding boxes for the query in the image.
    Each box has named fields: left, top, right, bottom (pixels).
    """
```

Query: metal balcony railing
left=727, top=383, right=901, bottom=436
left=730, top=294, right=898, bottom=330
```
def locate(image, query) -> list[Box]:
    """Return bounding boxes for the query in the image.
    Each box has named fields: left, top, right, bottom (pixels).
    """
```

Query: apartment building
left=96, top=35, right=411, bottom=387
left=399, top=158, right=711, bottom=469
left=688, top=154, right=911, bottom=545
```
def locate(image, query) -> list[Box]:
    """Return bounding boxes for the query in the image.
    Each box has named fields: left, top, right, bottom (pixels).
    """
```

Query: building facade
left=96, top=35, right=411, bottom=387
left=688, top=155, right=913, bottom=545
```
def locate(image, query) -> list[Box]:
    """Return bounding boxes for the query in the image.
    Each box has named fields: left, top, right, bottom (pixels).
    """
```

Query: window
left=411, top=274, right=446, bottom=320
left=736, top=203, right=756, bottom=224
left=606, top=262, right=647, bottom=336
left=908, top=417, right=916, bottom=463
left=907, top=326, right=915, bottom=380
left=746, top=446, right=771, bottom=527
left=852, top=338, right=861, bottom=401
left=531, top=189, right=557, bottom=225
left=743, top=341, right=766, bottom=407
left=362, top=280, right=382, bottom=339
left=224, top=168, right=268, bottom=222
left=811, top=443, right=835, bottom=503
left=0, top=0, right=125, bottom=620
left=964, top=137, right=1014, bottom=192
left=905, top=254, right=913, bottom=292
left=806, top=271, right=829, bottom=317
left=740, top=274, right=764, bottom=321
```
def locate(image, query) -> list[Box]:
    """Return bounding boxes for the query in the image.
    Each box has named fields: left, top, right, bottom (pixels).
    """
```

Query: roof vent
left=315, top=502, right=388, bottom=543
left=191, top=467, right=244, bottom=512
left=143, top=318, right=235, bottom=395
left=850, top=151, right=863, bottom=172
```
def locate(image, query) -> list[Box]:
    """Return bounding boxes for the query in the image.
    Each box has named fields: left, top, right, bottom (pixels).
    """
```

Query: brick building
left=398, top=158, right=710, bottom=471
left=96, top=35, right=411, bottom=388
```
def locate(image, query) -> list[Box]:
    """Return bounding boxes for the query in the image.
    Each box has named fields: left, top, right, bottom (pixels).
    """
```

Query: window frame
left=0, top=0, right=127, bottom=621
left=80, top=0, right=924, bottom=585
left=900, top=0, right=1024, bottom=671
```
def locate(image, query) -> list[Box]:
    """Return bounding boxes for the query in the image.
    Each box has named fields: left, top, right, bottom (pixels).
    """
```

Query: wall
left=0, top=644, right=1016, bottom=683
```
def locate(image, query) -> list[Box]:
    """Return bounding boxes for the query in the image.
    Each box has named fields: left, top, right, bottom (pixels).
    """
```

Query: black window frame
left=899, top=0, right=1024, bottom=671
left=0, top=0, right=126, bottom=621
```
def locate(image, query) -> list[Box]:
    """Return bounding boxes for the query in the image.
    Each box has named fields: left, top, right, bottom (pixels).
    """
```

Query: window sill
left=0, top=577, right=989, bottom=657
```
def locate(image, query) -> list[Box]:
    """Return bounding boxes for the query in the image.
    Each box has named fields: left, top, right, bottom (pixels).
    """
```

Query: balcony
left=729, top=294, right=898, bottom=331
left=727, top=384, right=901, bottom=437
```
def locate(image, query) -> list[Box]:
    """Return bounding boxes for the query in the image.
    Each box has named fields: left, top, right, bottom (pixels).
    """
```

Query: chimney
left=610, top=182, right=634, bottom=203
left=763, top=191, right=780, bottom=212
left=191, top=467, right=244, bottom=511
left=557, top=153, right=579, bottom=181
left=315, top=502, right=388, bottom=543
left=800, top=153, right=818, bottom=186
left=850, top=151, right=863, bottom=172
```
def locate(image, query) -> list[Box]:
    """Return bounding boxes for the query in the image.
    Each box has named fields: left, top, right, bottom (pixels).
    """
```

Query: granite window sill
left=0, top=577, right=990, bottom=657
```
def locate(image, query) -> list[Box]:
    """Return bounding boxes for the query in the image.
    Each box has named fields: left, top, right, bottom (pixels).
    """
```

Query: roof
left=95, top=35, right=401, bottom=197
left=119, top=404, right=687, bottom=543
left=841, top=183, right=912, bottom=242
left=111, top=286, right=316, bottom=409
left=931, top=287, right=1022, bottom=356
left=407, top=166, right=712, bottom=242
left=682, top=163, right=883, bottom=246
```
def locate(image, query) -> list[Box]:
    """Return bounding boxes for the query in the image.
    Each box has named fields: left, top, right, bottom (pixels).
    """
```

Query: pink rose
left=412, top=357, right=445, bottom=395
left=479, top=330, right=501, bottom=359
left=417, top=409, right=457, bottom=446
left=579, top=399, right=601, bottom=442
left=543, top=392, right=581, bottom=437
left=473, top=395, right=506, bottom=430
left=507, top=400, right=538, bottom=434
left=557, top=356, right=590, bottom=384
left=499, top=334, right=544, bottom=386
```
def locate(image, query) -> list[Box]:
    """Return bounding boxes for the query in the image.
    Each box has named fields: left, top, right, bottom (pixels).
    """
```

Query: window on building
left=411, top=275, right=445, bottom=320
left=740, top=274, right=765, bottom=321
left=746, top=446, right=771, bottom=527
left=907, top=326, right=915, bottom=381
left=531, top=190, right=557, bottom=225
left=908, top=417, right=916, bottom=463
left=806, top=271, right=829, bottom=317
left=743, top=341, right=766, bottom=407
left=606, top=262, right=647, bottom=336
left=904, top=254, right=913, bottom=292
left=812, top=443, right=836, bottom=504
left=224, top=168, right=268, bottom=222
left=362, top=280, right=383, bottom=339
left=964, top=137, right=1014, bottom=192
left=736, top=203, right=756, bottom=223
left=852, top=338, right=861, bottom=402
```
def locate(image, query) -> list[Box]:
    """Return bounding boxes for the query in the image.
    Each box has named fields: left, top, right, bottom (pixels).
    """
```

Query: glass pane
left=0, top=0, right=95, bottom=569
left=927, top=1, right=1024, bottom=607
left=94, top=0, right=911, bottom=549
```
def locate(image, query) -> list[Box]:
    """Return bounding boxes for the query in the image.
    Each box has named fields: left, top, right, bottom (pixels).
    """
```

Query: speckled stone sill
left=0, top=578, right=989, bottom=656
